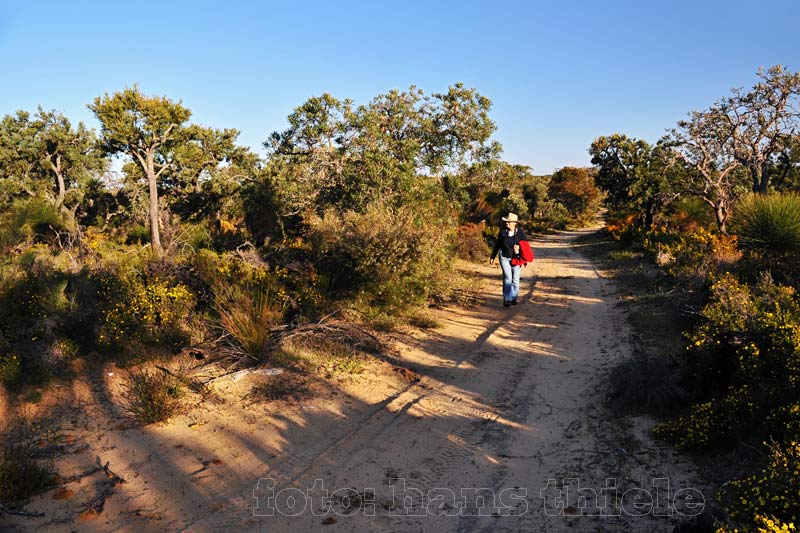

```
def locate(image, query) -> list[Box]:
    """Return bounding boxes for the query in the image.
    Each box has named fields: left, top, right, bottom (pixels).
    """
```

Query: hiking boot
left=511, top=299, right=518, bottom=305
left=503, top=300, right=511, bottom=307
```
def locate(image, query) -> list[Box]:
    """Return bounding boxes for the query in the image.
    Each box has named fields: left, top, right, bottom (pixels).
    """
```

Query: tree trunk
left=146, top=152, right=163, bottom=256
left=54, top=155, right=66, bottom=210
left=643, top=197, right=655, bottom=230
left=715, top=202, right=729, bottom=234
left=751, top=164, right=770, bottom=194
left=758, top=162, right=771, bottom=194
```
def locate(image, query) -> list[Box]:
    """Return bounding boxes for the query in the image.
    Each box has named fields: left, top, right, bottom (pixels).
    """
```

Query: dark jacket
left=491, top=226, right=527, bottom=260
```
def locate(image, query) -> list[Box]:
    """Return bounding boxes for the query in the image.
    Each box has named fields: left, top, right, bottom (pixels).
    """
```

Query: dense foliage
left=594, top=65, right=800, bottom=531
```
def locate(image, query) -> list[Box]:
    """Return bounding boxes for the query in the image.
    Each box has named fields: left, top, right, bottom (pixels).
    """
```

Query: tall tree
left=718, top=65, right=800, bottom=194
left=547, top=166, right=601, bottom=220
left=31, top=108, right=105, bottom=211
left=0, top=111, right=41, bottom=204
left=589, top=134, right=677, bottom=229
left=266, top=84, right=498, bottom=220
left=265, top=93, right=355, bottom=216
left=0, top=108, right=103, bottom=214
left=90, top=87, right=192, bottom=256
left=664, top=110, right=749, bottom=233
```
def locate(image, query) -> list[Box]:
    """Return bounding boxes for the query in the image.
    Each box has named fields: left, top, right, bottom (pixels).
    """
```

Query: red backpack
left=511, top=240, right=534, bottom=266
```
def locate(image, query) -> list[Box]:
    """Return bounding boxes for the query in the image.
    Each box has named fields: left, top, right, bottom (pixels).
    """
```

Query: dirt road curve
left=6, top=226, right=707, bottom=532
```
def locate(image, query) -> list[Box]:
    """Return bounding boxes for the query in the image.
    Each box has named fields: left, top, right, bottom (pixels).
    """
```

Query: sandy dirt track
left=3, top=226, right=709, bottom=532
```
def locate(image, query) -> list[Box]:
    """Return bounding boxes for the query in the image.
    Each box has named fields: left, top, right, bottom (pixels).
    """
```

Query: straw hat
left=501, top=213, right=519, bottom=223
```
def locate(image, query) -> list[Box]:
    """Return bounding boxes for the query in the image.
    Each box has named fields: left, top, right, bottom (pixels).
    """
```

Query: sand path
left=4, top=226, right=707, bottom=532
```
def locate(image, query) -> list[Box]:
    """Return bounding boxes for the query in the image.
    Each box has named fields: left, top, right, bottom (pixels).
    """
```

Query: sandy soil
left=2, top=225, right=710, bottom=532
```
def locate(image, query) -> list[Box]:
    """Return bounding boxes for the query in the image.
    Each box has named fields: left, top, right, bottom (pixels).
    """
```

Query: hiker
left=489, top=212, right=531, bottom=307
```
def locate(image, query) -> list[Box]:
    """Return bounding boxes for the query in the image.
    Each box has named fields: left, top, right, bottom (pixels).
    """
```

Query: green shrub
left=123, top=370, right=186, bottom=424
left=735, top=193, right=800, bottom=259
left=125, top=224, right=150, bottom=245
left=0, top=198, right=69, bottom=249
left=537, top=199, right=571, bottom=230
left=309, top=202, right=454, bottom=311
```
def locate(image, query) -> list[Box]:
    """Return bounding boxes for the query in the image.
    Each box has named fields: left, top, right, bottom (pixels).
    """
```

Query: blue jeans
left=499, top=254, right=521, bottom=302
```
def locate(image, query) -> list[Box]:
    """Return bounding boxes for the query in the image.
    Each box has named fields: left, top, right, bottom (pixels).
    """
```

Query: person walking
left=489, top=213, right=528, bottom=307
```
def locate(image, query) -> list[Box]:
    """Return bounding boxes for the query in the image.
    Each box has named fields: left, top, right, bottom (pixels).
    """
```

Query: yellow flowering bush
left=0, top=353, right=22, bottom=386
left=644, top=227, right=740, bottom=282
left=97, top=269, right=194, bottom=353
left=753, top=514, right=797, bottom=533
left=719, top=441, right=800, bottom=528
left=654, top=273, right=800, bottom=452
left=652, top=385, right=754, bottom=450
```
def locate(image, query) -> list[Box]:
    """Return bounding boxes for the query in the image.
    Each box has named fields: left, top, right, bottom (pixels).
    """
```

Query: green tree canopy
left=265, top=84, right=499, bottom=223
left=589, top=134, right=677, bottom=228
left=90, top=86, right=193, bottom=255
left=0, top=108, right=103, bottom=214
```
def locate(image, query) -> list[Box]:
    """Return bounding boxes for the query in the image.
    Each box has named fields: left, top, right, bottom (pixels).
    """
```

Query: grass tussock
left=123, top=369, right=186, bottom=425
left=214, top=285, right=285, bottom=362
left=735, top=193, right=800, bottom=258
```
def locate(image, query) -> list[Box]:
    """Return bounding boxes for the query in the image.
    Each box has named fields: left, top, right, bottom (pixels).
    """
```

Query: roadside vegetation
left=0, top=82, right=598, bottom=507
left=586, top=66, right=800, bottom=532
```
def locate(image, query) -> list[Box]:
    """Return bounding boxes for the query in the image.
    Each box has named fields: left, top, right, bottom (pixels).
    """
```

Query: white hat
left=501, top=213, right=519, bottom=223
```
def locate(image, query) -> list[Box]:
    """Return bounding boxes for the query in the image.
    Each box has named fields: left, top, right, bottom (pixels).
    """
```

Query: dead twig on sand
left=80, top=457, right=125, bottom=518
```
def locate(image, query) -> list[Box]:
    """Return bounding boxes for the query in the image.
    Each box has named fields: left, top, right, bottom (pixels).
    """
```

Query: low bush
left=606, top=352, right=689, bottom=415
left=308, top=202, right=454, bottom=312
left=96, top=263, right=195, bottom=356
left=734, top=193, right=800, bottom=285
left=651, top=385, right=755, bottom=450
left=455, top=222, right=489, bottom=261
left=718, top=440, right=800, bottom=529
left=643, top=227, right=740, bottom=284
left=0, top=197, right=69, bottom=250
left=123, top=370, right=186, bottom=425
left=0, top=426, right=55, bottom=507
left=0, top=353, right=22, bottom=387
left=653, top=273, right=800, bottom=455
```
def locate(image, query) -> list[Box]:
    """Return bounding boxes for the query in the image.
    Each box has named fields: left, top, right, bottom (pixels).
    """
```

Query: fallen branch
left=80, top=457, right=126, bottom=517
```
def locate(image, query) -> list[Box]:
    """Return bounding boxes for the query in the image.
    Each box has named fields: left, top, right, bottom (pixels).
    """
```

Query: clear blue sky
left=1, top=0, right=798, bottom=173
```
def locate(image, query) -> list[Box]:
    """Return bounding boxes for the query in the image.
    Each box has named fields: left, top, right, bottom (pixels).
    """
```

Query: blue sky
left=1, top=0, right=798, bottom=173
